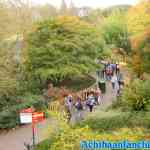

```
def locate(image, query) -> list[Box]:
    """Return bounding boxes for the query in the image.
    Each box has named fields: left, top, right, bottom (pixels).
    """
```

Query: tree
left=121, top=79, right=150, bottom=111
left=101, top=11, right=131, bottom=54
left=127, top=1, right=150, bottom=35
left=130, top=28, right=150, bottom=76
left=128, top=1, right=150, bottom=76
left=27, top=16, right=104, bottom=85
left=0, top=39, right=18, bottom=110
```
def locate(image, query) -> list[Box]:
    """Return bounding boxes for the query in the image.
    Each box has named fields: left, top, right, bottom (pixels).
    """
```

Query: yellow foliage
left=127, top=1, right=150, bottom=35
left=129, top=28, right=150, bottom=75
left=132, top=52, right=142, bottom=75
left=48, top=111, right=148, bottom=150
left=49, top=126, right=148, bottom=150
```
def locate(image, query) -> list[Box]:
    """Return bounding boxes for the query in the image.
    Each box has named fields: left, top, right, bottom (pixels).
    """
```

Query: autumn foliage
left=127, top=0, right=150, bottom=77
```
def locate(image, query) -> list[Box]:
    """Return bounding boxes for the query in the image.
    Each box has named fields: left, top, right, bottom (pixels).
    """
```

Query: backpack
left=75, top=101, right=83, bottom=110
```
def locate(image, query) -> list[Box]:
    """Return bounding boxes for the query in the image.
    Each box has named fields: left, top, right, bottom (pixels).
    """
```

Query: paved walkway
left=0, top=119, right=57, bottom=150
left=100, top=81, right=117, bottom=108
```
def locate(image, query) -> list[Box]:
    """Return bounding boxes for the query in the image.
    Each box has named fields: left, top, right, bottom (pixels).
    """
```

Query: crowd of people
left=100, top=62, right=120, bottom=79
left=63, top=62, right=125, bottom=122
left=64, top=88, right=102, bottom=122
left=100, top=62, right=124, bottom=94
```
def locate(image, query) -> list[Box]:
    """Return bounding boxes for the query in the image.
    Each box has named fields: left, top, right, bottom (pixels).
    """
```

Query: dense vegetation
left=34, top=1, right=150, bottom=149
left=27, top=16, right=104, bottom=85
left=0, top=1, right=150, bottom=150
left=0, top=1, right=105, bottom=128
left=101, top=11, right=131, bottom=54
left=113, top=79, right=150, bottom=111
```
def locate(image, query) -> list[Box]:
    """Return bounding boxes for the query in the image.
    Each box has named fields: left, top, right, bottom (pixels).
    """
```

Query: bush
left=77, top=111, right=150, bottom=132
left=121, top=79, right=150, bottom=111
left=0, top=110, right=19, bottom=129
left=0, top=94, right=47, bottom=129
left=112, top=79, right=150, bottom=111
left=0, top=93, right=17, bottom=112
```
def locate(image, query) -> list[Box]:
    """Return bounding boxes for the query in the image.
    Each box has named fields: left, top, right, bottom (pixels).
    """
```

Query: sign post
left=32, top=112, right=44, bottom=147
left=20, top=108, right=44, bottom=148
left=32, top=121, right=35, bottom=147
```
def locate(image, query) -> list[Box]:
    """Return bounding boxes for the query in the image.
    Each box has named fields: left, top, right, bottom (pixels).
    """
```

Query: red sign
left=32, top=112, right=44, bottom=123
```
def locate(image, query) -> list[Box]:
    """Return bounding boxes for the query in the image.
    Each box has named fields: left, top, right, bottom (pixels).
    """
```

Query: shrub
left=77, top=111, right=150, bottom=132
left=121, top=79, right=150, bottom=111
left=112, top=79, right=150, bottom=111
left=0, top=94, right=47, bottom=129
left=0, top=109, right=19, bottom=129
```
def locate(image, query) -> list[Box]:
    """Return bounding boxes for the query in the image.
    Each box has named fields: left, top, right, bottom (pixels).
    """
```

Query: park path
left=0, top=77, right=118, bottom=150
left=100, top=81, right=117, bottom=108
left=0, top=118, right=58, bottom=150
left=70, top=80, right=117, bottom=124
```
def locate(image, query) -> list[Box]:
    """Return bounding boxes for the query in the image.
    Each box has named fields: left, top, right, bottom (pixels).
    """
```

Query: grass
left=76, top=110, right=150, bottom=133
left=34, top=139, right=50, bottom=150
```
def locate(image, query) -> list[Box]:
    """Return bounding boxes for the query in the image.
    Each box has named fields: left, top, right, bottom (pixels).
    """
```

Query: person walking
left=111, top=63, right=116, bottom=75
left=96, top=88, right=102, bottom=105
left=116, top=63, right=120, bottom=75
left=111, top=75, right=117, bottom=90
left=106, top=65, right=113, bottom=80
left=75, top=96, right=83, bottom=119
left=86, top=92, right=95, bottom=112
left=117, top=72, right=124, bottom=89
left=24, top=142, right=31, bottom=150
left=64, top=94, right=73, bottom=122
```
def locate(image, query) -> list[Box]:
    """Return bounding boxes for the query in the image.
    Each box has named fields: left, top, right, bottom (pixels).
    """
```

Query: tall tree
left=127, top=1, right=150, bottom=77
left=0, top=39, right=18, bottom=110
left=127, top=1, right=150, bottom=35
left=27, top=16, right=104, bottom=85
left=130, top=28, right=150, bottom=76
left=101, top=10, right=131, bottom=54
